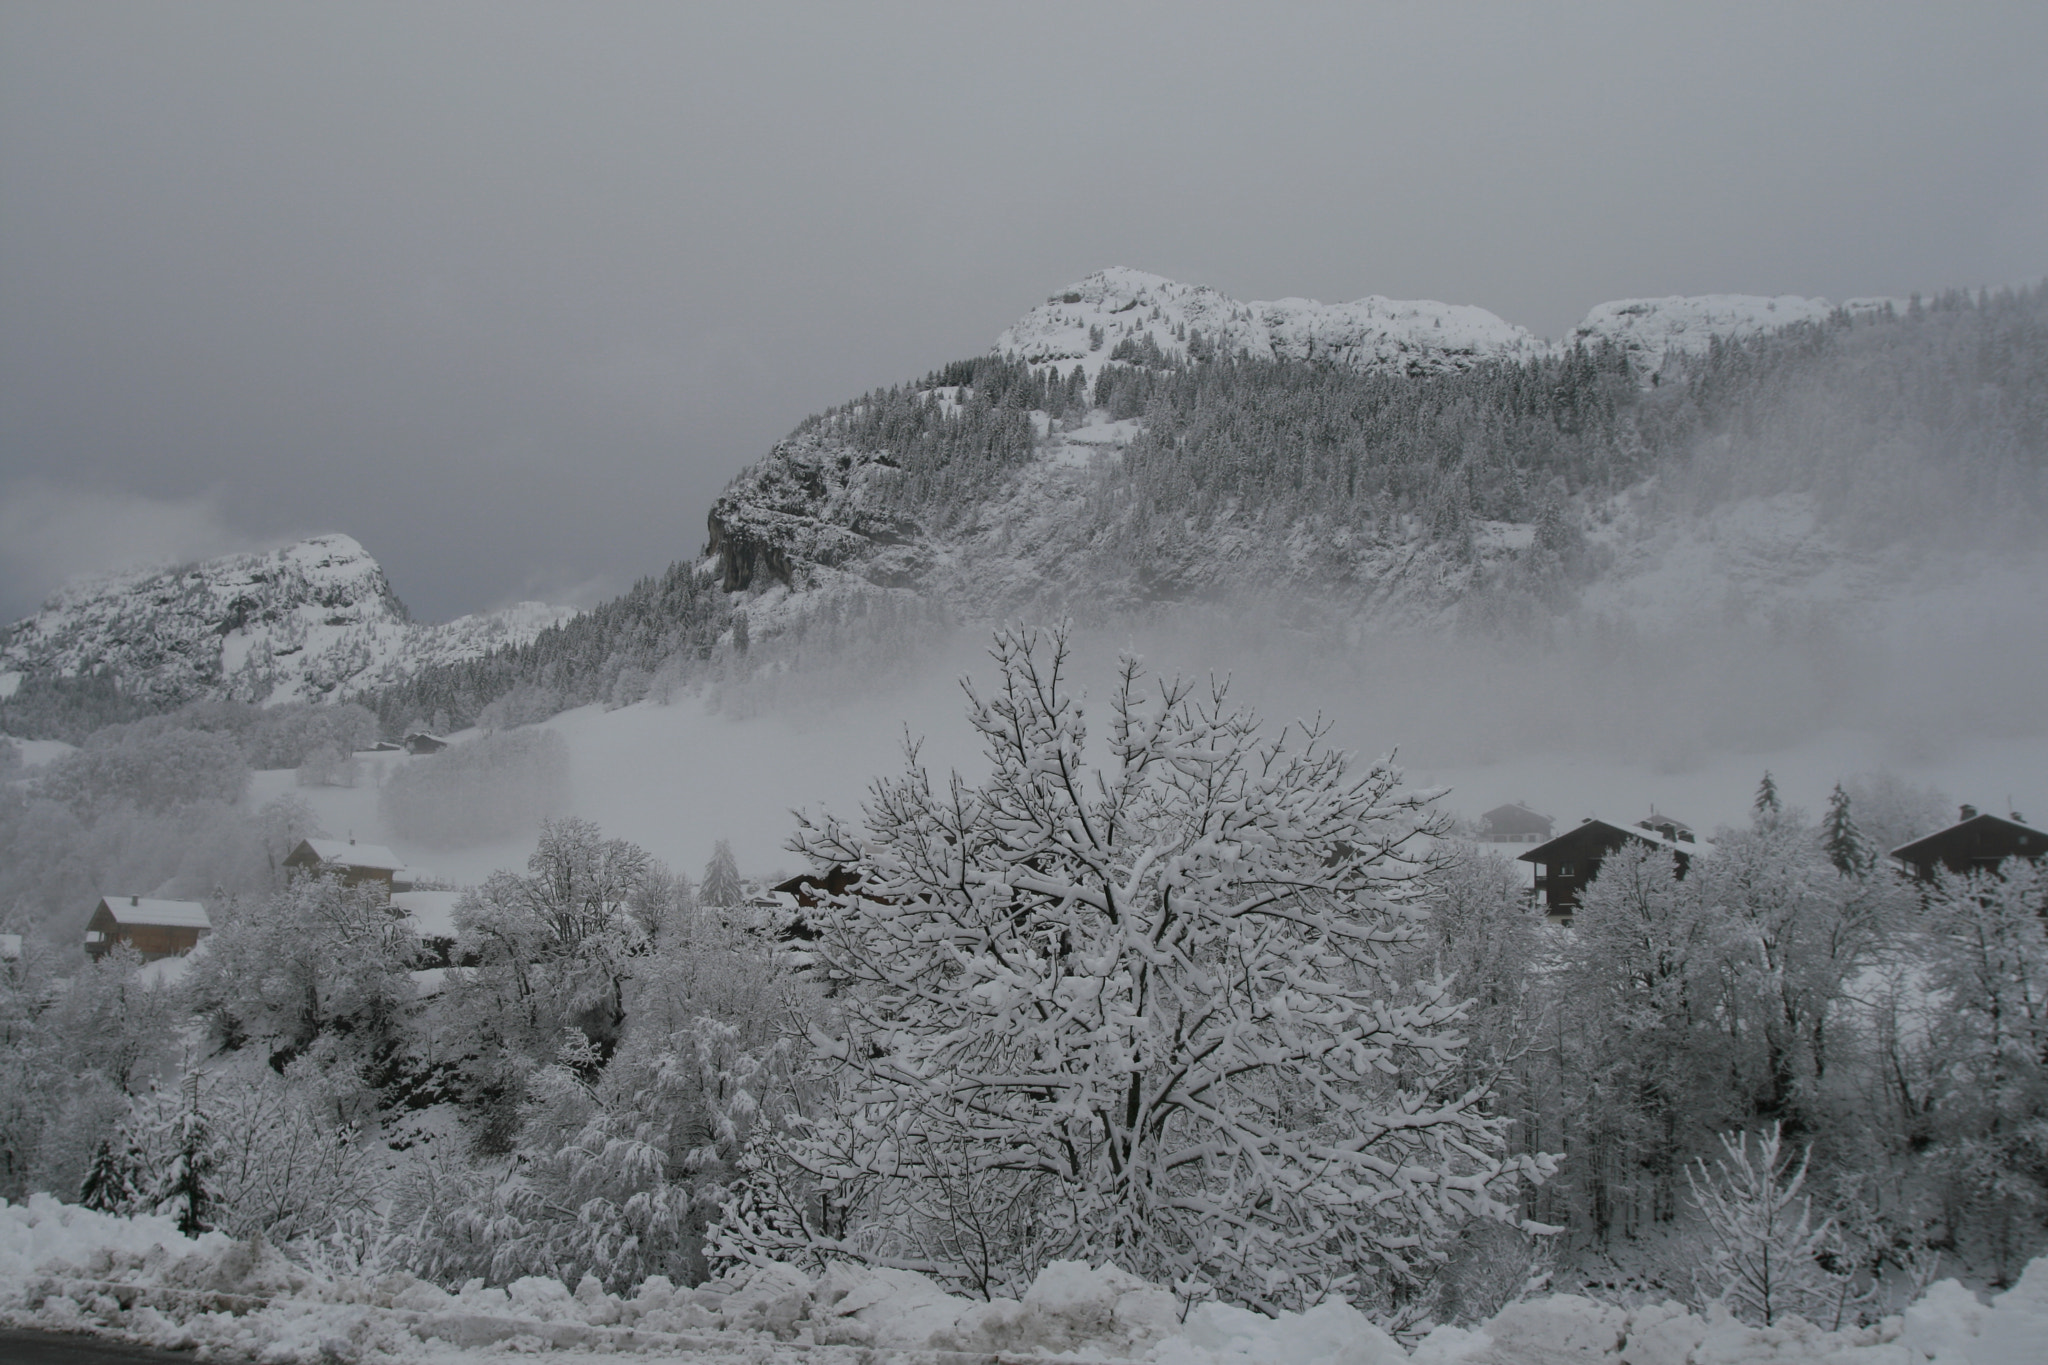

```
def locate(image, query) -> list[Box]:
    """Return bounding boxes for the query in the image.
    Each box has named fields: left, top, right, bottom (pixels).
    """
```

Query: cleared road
left=0, top=1327, right=248, bottom=1364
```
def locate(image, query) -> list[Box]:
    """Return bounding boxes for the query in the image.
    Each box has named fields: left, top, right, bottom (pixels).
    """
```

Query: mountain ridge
left=0, top=534, right=574, bottom=725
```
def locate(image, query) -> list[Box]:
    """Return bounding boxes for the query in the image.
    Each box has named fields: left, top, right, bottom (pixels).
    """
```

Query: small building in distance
left=1480, top=803, right=1554, bottom=843
left=1890, top=805, right=2046, bottom=882
left=86, top=895, right=211, bottom=961
left=284, top=837, right=407, bottom=891
left=1519, top=816, right=1702, bottom=920
left=403, top=731, right=449, bottom=755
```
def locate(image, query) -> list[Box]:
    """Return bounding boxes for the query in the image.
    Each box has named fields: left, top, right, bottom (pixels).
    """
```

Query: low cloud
left=0, top=481, right=261, bottom=619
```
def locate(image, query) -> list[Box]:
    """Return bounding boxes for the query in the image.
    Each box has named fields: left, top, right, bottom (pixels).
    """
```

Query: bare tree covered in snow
left=718, top=623, right=1554, bottom=1313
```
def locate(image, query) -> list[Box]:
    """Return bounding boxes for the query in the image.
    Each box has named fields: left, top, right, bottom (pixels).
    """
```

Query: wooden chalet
left=768, top=866, right=878, bottom=941
left=403, top=731, right=449, bottom=755
left=1890, top=805, right=2046, bottom=882
left=283, top=837, right=407, bottom=890
left=1518, top=815, right=1701, bottom=919
left=1480, top=803, right=1554, bottom=843
left=86, top=895, right=211, bottom=961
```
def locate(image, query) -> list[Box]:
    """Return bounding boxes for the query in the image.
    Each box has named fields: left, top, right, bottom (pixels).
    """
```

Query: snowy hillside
left=699, top=273, right=2038, bottom=652
left=0, top=534, right=573, bottom=710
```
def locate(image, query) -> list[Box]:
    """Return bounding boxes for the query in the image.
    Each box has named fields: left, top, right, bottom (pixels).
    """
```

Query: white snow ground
left=3, top=1196, right=2042, bottom=1365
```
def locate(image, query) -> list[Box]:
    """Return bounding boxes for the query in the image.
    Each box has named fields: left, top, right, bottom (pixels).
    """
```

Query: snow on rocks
left=999, top=268, right=1541, bottom=381
left=6, top=1196, right=2047, bottom=1364
left=1568, top=294, right=1837, bottom=376
left=0, top=533, right=576, bottom=709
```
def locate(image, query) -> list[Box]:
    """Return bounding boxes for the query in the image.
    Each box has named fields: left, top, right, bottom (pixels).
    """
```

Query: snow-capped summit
left=1567, top=294, right=1839, bottom=374
left=1, top=534, right=575, bottom=710
left=997, top=267, right=1543, bottom=379
left=1004, top=270, right=1881, bottom=382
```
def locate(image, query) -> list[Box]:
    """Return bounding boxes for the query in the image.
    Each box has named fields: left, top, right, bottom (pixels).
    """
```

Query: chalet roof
left=1517, top=818, right=1706, bottom=865
left=295, top=838, right=405, bottom=872
left=391, top=890, right=463, bottom=939
left=1890, top=810, right=2044, bottom=863
left=96, top=896, right=211, bottom=929
left=1482, top=802, right=1549, bottom=821
left=1633, top=812, right=1695, bottom=836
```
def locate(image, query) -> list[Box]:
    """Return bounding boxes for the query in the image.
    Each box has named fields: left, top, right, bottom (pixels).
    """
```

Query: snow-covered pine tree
left=1754, top=771, right=1782, bottom=822
left=719, top=623, right=1554, bottom=1313
left=78, top=1132, right=146, bottom=1215
left=700, top=840, right=744, bottom=909
left=158, top=1073, right=216, bottom=1237
left=1686, top=1122, right=1857, bottom=1328
left=1822, top=782, right=1870, bottom=877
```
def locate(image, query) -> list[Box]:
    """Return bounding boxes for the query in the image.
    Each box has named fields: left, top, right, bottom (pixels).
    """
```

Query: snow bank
left=4, top=1195, right=2045, bottom=1364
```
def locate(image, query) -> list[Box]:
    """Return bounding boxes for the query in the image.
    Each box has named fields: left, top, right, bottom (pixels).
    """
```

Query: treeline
left=365, top=558, right=735, bottom=736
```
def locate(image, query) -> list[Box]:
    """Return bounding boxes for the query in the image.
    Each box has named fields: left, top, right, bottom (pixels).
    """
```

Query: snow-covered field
left=3, top=1196, right=2041, bottom=1365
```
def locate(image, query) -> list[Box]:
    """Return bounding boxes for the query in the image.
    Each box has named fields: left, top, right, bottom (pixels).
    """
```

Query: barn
left=85, top=895, right=211, bottom=961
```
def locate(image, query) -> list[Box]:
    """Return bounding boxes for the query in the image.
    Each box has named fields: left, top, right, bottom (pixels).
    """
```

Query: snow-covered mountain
left=0, top=534, right=574, bottom=709
left=996, top=267, right=1546, bottom=379
left=711, top=268, right=1943, bottom=638
left=996, top=267, right=1887, bottom=381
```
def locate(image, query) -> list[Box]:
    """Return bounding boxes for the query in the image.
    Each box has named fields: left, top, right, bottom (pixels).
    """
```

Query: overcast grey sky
left=3, top=3, right=2043, bottom=621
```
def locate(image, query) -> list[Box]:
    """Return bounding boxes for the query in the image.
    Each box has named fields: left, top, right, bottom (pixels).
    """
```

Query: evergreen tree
left=1822, top=782, right=1869, bottom=877
left=79, top=1133, right=145, bottom=1215
left=700, top=839, right=744, bottom=908
left=1754, top=771, right=1782, bottom=821
left=158, top=1074, right=216, bottom=1236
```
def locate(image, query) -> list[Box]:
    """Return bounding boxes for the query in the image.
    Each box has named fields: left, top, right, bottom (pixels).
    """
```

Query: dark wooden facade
left=1890, top=807, right=2046, bottom=882
left=86, top=896, right=211, bottom=961
left=1480, top=803, right=1554, bottom=843
left=283, top=838, right=405, bottom=891
left=1518, top=818, right=1698, bottom=918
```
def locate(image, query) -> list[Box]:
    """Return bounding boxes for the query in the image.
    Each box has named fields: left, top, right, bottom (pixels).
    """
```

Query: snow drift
left=4, top=1195, right=2044, bottom=1365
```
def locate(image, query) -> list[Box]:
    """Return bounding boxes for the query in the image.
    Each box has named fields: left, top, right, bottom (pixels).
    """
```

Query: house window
left=1558, top=862, right=1575, bottom=877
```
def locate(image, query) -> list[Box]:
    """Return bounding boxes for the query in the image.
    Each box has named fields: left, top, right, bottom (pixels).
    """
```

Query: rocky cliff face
left=1, top=534, right=574, bottom=710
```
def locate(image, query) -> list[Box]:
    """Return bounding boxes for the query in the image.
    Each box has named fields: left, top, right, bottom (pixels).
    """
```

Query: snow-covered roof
left=97, top=896, right=211, bottom=929
left=391, top=890, right=463, bottom=939
left=1890, top=809, right=2044, bottom=861
left=299, top=838, right=405, bottom=872
left=1518, top=819, right=1711, bottom=864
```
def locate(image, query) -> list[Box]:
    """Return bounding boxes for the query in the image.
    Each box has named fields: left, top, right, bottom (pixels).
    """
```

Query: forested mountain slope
left=372, top=271, right=2045, bottom=732
left=706, top=275, right=2045, bottom=633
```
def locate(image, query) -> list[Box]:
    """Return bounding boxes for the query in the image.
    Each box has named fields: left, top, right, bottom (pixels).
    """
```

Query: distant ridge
left=0, top=534, right=574, bottom=727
